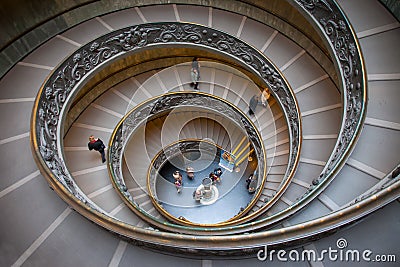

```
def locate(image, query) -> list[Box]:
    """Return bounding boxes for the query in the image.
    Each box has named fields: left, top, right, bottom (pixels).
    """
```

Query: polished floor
left=156, top=153, right=257, bottom=224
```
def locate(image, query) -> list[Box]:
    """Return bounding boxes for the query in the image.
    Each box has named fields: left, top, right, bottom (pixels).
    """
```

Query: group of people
left=248, top=87, right=271, bottom=116
left=173, top=167, right=224, bottom=195
left=87, top=134, right=257, bottom=196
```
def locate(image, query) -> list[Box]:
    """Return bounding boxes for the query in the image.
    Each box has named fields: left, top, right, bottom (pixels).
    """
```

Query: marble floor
left=155, top=152, right=258, bottom=224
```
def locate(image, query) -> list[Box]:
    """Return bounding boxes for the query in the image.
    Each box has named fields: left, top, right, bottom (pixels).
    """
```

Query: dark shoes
left=391, top=166, right=400, bottom=178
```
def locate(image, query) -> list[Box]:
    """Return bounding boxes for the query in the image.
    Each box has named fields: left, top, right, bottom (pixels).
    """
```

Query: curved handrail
left=26, top=0, right=391, bottom=252
left=176, top=0, right=371, bottom=232
left=253, top=0, right=369, bottom=225
left=146, top=139, right=261, bottom=225
left=109, top=91, right=267, bottom=228
left=117, top=61, right=294, bottom=225
left=31, top=21, right=301, bottom=233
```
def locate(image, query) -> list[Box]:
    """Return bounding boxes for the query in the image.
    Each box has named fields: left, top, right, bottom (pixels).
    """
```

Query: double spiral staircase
left=0, top=0, right=399, bottom=266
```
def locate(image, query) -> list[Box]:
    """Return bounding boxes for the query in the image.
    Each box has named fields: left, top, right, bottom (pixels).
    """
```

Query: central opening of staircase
left=111, top=92, right=267, bottom=227
left=151, top=139, right=258, bottom=224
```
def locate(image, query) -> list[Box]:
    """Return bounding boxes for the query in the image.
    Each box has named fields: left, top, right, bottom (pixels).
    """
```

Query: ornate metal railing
left=347, top=164, right=400, bottom=206
left=146, top=139, right=261, bottom=225
left=253, top=0, right=369, bottom=223
left=192, top=0, right=371, bottom=231
left=109, top=92, right=267, bottom=228
left=31, top=21, right=301, bottom=232
left=28, top=0, right=400, bottom=253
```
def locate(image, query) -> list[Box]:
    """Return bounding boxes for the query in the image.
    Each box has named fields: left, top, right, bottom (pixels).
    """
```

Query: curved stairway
left=0, top=1, right=399, bottom=266
left=62, top=58, right=336, bottom=231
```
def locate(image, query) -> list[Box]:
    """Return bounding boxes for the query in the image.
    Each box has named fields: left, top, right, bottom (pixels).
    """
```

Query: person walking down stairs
left=190, top=57, right=200, bottom=90
left=173, top=170, right=183, bottom=193
left=88, top=135, right=106, bottom=163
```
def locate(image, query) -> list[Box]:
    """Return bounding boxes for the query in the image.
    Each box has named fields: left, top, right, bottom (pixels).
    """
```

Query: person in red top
left=209, top=172, right=220, bottom=184
left=173, top=170, right=183, bottom=193
left=88, top=135, right=106, bottom=163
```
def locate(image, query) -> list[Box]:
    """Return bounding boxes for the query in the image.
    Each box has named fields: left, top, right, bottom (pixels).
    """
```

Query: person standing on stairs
left=191, top=57, right=200, bottom=90
left=248, top=94, right=259, bottom=116
left=173, top=170, right=183, bottom=193
left=191, top=57, right=200, bottom=73
left=88, top=135, right=106, bottom=163
left=209, top=172, right=220, bottom=185
left=186, top=166, right=195, bottom=180
left=261, top=87, right=271, bottom=107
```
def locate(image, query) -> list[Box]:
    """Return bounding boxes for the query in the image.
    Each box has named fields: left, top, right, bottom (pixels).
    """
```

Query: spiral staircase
left=0, top=1, right=399, bottom=266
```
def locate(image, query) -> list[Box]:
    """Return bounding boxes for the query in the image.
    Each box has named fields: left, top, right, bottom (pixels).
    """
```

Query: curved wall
left=0, top=0, right=332, bottom=80
left=0, top=0, right=399, bottom=266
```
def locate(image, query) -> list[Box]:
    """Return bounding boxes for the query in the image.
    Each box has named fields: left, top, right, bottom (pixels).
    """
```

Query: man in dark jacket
left=248, top=95, right=259, bottom=116
left=88, top=135, right=106, bottom=163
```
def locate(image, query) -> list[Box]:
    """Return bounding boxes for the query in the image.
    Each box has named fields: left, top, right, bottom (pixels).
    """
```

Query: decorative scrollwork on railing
left=292, top=0, right=366, bottom=195
left=109, top=92, right=267, bottom=225
left=29, top=2, right=399, bottom=254
left=32, top=20, right=302, bottom=246
left=147, top=139, right=246, bottom=224
left=148, top=140, right=223, bottom=198
left=150, top=141, right=217, bottom=171
left=33, top=22, right=300, bottom=213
